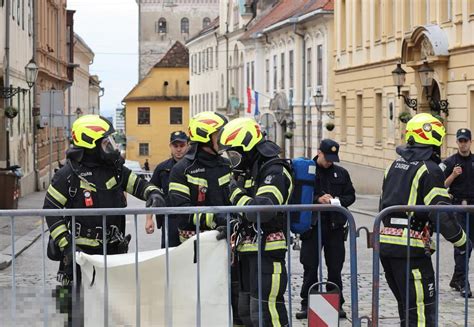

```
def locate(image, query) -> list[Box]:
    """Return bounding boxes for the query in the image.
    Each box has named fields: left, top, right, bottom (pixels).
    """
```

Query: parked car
left=124, top=160, right=153, bottom=181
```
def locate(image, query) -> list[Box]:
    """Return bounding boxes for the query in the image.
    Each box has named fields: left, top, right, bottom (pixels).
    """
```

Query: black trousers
left=238, top=253, right=288, bottom=327
left=299, top=223, right=345, bottom=308
left=452, top=211, right=474, bottom=282
left=157, top=214, right=181, bottom=248
left=380, top=256, right=436, bottom=327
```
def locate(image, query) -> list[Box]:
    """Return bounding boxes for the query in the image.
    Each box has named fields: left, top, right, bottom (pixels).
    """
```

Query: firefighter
left=218, top=117, right=294, bottom=327
left=145, top=130, right=189, bottom=248
left=44, top=115, right=165, bottom=324
left=167, top=111, right=246, bottom=325
left=379, top=113, right=469, bottom=326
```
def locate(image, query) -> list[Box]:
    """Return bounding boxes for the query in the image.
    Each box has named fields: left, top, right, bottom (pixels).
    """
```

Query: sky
left=68, top=0, right=139, bottom=119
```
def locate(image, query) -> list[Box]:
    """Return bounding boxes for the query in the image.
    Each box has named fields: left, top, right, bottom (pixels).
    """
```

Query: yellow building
left=334, top=0, right=474, bottom=193
left=123, top=41, right=190, bottom=168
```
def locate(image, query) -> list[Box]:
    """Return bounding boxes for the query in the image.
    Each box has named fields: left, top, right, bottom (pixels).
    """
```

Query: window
left=137, top=107, right=150, bottom=125
left=209, top=47, right=213, bottom=68
left=375, top=92, right=382, bottom=144
left=203, top=17, right=211, bottom=28
left=139, top=143, right=149, bottom=156
left=170, top=107, right=183, bottom=124
left=265, top=59, right=270, bottom=92
left=355, top=0, right=362, bottom=47
left=215, top=46, right=218, bottom=68
left=17, top=0, right=20, bottom=26
left=273, top=55, right=277, bottom=91
left=317, top=45, right=323, bottom=87
left=289, top=50, right=294, bottom=89
left=341, top=96, right=347, bottom=142
left=181, top=17, right=189, bottom=33
left=251, top=61, right=255, bottom=89
left=157, top=18, right=167, bottom=33
left=306, top=48, right=312, bottom=87
left=403, top=0, right=411, bottom=31
left=441, top=0, right=452, bottom=22
left=340, top=0, right=346, bottom=50
left=280, top=53, right=285, bottom=90
left=246, top=63, right=250, bottom=88
left=356, top=94, right=363, bottom=143
left=374, top=0, right=381, bottom=41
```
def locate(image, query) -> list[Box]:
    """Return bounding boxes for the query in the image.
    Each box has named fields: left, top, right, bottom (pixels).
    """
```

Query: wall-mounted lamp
left=313, top=89, right=334, bottom=119
left=391, top=63, right=418, bottom=110
left=1, top=59, right=39, bottom=98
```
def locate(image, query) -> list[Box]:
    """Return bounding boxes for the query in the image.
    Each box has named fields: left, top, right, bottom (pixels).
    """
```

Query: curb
left=0, top=225, right=44, bottom=270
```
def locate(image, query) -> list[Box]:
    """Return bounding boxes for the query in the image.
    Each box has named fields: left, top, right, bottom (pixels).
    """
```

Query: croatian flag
left=246, top=87, right=259, bottom=117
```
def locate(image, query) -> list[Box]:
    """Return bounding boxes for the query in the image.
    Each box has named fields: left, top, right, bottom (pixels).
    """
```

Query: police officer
left=296, top=139, right=355, bottom=320
left=145, top=131, right=189, bottom=248
left=218, top=117, right=294, bottom=327
left=441, top=128, right=474, bottom=297
left=379, top=113, right=468, bottom=326
left=44, top=115, right=165, bottom=324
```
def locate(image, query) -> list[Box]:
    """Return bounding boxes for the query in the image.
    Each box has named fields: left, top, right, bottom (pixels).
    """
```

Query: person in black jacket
left=441, top=128, right=474, bottom=297
left=296, top=139, right=355, bottom=320
left=145, top=131, right=189, bottom=247
left=44, top=115, right=165, bottom=325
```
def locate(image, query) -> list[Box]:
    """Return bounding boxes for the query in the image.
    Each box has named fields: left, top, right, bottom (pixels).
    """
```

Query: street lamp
left=392, top=62, right=418, bottom=110
left=0, top=59, right=38, bottom=98
left=418, top=61, right=449, bottom=115
left=313, top=89, right=324, bottom=152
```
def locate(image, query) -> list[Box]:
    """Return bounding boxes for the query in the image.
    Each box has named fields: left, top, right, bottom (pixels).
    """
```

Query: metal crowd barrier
left=371, top=205, right=474, bottom=327
left=0, top=204, right=361, bottom=327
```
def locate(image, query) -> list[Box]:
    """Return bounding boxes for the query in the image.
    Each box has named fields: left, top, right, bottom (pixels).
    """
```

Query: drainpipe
left=32, top=0, right=38, bottom=190
left=4, top=0, right=11, bottom=168
left=224, top=23, right=229, bottom=109
left=293, top=24, right=306, bottom=157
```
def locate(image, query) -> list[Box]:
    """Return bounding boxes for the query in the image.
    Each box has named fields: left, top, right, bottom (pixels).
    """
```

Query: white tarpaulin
left=76, top=231, right=230, bottom=326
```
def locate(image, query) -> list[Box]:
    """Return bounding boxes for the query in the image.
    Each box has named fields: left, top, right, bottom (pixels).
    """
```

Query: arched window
left=202, top=17, right=211, bottom=28
left=157, top=17, right=167, bottom=33
left=181, top=17, right=189, bottom=34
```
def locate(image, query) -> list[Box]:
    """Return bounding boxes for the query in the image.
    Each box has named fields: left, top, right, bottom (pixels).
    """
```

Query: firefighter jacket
left=379, top=145, right=466, bottom=258
left=441, top=152, right=474, bottom=202
left=44, top=150, right=159, bottom=251
left=313, top=155, right=355, bottom=228
left=150, top=157, right=176, bottom=196
left=230, top=154, right=294, bottom=256
left=168, top=143, right=232, bottom=242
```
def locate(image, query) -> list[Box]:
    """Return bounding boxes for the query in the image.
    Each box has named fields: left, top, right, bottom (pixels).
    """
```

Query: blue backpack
left=289, top=157, right=316, bottom=234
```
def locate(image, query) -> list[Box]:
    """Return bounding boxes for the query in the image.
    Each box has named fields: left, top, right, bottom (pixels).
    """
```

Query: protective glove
left=456, top=239, right=472, bottom=256
left=146, top=190, right=166, bottom=208
left=216, top=226, right=227, bottom=241
left=117, top=234, right=132, bottom=254
left=229, top=177, right=247, bottom=205
left=57, top=234, right=82, bottom=286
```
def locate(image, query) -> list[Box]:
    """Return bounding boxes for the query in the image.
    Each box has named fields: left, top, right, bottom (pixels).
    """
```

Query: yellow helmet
left=188, top=111, right=228, bottom=143
left=405, top=113, right=445, bottom=147
left=71, top=115, right=115, bottom=149
left=218, top=117, right=263, bottom=152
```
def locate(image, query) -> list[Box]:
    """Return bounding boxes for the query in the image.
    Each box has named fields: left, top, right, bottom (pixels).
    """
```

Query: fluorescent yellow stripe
left=185, top=175, right=208, bottom=187
left=283, top=168, right=293, bottom=204
left=237, top=240, right=287, bottom=252
left=237, top=195, right=252, bottom=206
left=256, top=185, right=284, bottom=205
left=230, top=188, right=243, bottom=203
left=76, top=237, right=101, bottom=247
left=423, top=187, right=450, bottom=205
left=269, top=262, right=282, bottom=326
left=384, top=165, right=391, bottom=178
left=205, top=213, right=215, bottom=229
left=105, top=177, right=117, bottom=190
left=169, top=182, right=190, bottom=195
left=453, top=231, right=467, bottom=247
left=144, top=185, right=159, bottom=198
left=57, top=237, right=68, bottom=249
left=244, top=179, right=254, bottom=188
left=407, top=165, right=427, bottom=217
left=126, top=173, right=138, bottom=194
left=380, top=235, right=435, bottom=249
left=80, top=180, right=97, bottom=192
left=193, top=213, right=199, bottom=226
left=47, top=185, right=67, bottom=206
left=218, top=174, right=231, bottom=186
left=412, top=269, right=426, bottom=326
left=50, top=224, right=68, bottom=240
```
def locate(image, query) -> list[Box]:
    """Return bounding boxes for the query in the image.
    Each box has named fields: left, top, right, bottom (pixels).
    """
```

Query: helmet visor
left=225, top=150, right=242, bottom=169
left=101, top=135, right=118, bottom=154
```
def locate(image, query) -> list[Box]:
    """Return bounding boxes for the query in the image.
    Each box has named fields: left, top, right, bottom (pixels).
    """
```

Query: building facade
left=334, top=0, right=474, bottom=193
left=123, top=41, right=190, bottom=169
left=0, top=0, right=36, bottom=195
left=138, top=0, right=219, bottom=80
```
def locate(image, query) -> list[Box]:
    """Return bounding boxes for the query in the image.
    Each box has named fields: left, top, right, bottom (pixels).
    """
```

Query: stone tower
left=138, top=0, right=219, bottom=80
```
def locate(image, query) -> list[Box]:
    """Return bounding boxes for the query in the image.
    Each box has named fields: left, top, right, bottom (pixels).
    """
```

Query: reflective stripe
left=144, top=185, right=159, bottom=198
left=380, top=234, right=435, bottom=250
left=384, top=165, right=390, bottom=178
left=205, top=213, right=216, bottom=229
left=126, top=173, right=138, bottom=194
left=47, top=185, right=67, bottom=206
left=256, top=185, right=284, bottom=205
left=80, top=180, right=97, bottom=192
left=237, top=195, right=252, bottom=206
left=105, top=177, right=117, bottom=190
left=169, top=182, right=190, bottom=196
left=407, top=165, right=428, bottom=217
left=185, top=175, right=208, bottom=187
left=453, top=231, right=467, bottom=247
left=282, top=168, right=293, bottom=204
left=269, top=262, right=282, bottom=326
left=76, top=237, right=101, bottom=247
left=218, top=173, right=231, bottom=186
left=244, top=179, right=254, bottom=188
left=423, top=187, right=449, bottom=205
left=237, top=240, right=287, bottom=252
left=50, top=224, right=68, bottom=240
left=412, top=269, right=426, bottom=327
left=58, top=237, right=68, bottom=249
left=230, top=188, right=243, bottom=203
left=193, top=213, right=199, bottom=226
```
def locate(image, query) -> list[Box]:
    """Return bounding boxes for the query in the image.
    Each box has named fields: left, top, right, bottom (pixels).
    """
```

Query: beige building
left=0, top=0, right=36, bottom=195
left=138, top=0, right=219, bottom=79
left=334, top=0, right=474, bottom=194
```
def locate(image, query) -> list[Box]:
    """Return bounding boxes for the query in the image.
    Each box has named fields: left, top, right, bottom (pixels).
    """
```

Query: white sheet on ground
left=76, top=230, right=230, bottom=326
